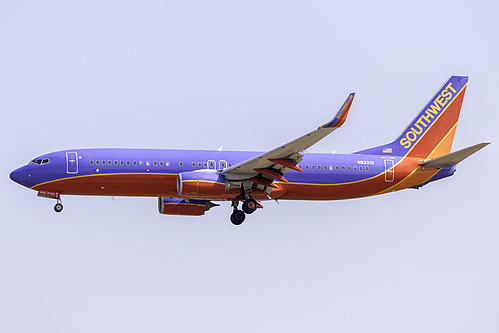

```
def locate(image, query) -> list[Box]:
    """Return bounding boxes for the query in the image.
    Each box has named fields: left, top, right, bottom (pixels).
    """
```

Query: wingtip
left=322, top=93, right=355, bottom=128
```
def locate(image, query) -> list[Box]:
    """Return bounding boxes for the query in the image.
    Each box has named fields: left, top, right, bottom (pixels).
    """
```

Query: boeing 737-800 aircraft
left=10, top=76, right=489, bottom=225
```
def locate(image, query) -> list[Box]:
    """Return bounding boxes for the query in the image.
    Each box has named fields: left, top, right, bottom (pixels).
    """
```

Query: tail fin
left=355, top=76, right=468, bottom=159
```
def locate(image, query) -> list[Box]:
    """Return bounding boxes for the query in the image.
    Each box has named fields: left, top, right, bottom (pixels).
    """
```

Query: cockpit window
left=29, top=158, right=50, bottom=165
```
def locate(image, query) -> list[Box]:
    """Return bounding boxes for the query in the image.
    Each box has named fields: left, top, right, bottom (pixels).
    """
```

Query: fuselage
left=9, top=148, right=454, bottom=201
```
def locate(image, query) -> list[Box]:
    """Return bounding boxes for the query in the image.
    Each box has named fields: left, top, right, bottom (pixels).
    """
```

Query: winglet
left=419, top=142, right=490, bottom=169
left=321, top=93, right=355, bottom=128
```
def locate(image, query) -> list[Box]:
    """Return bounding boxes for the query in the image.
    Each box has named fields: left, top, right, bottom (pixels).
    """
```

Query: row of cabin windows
left=87, top=159, right=367, bottom=172
left=89, top=160, right=234, bottom=168
left=89, top=160, right=171, bottom=167
left=187, top=161, right=234, bottom=168
left=299, top=164, right=369, bottom=172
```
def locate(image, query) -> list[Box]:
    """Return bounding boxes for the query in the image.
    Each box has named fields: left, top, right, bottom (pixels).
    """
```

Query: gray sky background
left=1, top=1, right=498, bottom=332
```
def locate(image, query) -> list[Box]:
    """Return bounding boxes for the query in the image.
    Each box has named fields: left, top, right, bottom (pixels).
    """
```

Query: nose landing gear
left=54, top=199, right=63, bottom=213
left=37, top=191, right=63, bottom=213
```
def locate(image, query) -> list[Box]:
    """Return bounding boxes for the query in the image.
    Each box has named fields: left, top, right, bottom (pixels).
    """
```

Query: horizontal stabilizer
left=419, top=142, right=490, bottom=169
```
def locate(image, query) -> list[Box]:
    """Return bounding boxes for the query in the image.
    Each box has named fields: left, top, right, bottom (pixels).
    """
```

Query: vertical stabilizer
left=355, top=76, right=468, bottom=159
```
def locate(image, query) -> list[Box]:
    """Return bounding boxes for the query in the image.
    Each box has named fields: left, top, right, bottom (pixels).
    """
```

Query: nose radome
left=10, top=167, right=26, bottom=185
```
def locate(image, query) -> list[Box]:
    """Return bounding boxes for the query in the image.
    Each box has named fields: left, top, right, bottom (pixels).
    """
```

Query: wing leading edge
left=222, top=93, right=355, bottom=184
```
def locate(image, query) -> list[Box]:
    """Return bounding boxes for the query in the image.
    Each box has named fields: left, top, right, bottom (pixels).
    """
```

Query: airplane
left=10, top=76, right=490, bottom=225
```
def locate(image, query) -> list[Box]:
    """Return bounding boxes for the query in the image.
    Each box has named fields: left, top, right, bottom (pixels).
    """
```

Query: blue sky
left=1, top=1, right=498, bottom=332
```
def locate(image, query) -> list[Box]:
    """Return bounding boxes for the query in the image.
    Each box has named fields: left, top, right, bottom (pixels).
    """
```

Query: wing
left=222, top=93, right=355, bottom=186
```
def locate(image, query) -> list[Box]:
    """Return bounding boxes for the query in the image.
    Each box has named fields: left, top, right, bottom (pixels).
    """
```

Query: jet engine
left=158, top=197, right=218, bottom=216
left=177, top=171, right=227, bottom=197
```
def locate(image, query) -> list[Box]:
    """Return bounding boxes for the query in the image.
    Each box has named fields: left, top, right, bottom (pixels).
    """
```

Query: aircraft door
left=384, top=159, right=394, bottom=182
left=66, top=152, right=78, bottom=174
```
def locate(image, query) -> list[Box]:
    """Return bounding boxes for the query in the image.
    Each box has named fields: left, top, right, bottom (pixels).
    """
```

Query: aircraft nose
left=10, top=166, right=27, bottom=186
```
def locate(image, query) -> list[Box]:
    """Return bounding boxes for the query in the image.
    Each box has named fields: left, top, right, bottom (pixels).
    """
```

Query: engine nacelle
left=158, top=197, right=217, bottom=216
left=177, top=171, right=226, bottom=197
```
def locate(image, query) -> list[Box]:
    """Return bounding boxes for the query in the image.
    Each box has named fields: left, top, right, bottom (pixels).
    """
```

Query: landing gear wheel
left=54, top=203, right=63, bottom=213
left=242, top=199, right=258, bottom=214
left=230, top=210, right=246, bottom=225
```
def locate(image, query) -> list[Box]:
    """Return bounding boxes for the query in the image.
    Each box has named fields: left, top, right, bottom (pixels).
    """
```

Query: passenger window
left=96, top=160, right=100, bottom=165
left=359, top=166, right=363, bottom=171
left=133, top=161, right=137, bottom=166
left=120, top=161, right=124, bottom=165
left=192, top=162, right=196, bottom=167
left=153, top=161, right=157, bottom=166
left=228, top=163, right=232, bottom=167
left=311, top=165, right=316, bottom=170
left=108, top=160, right=112, bottom=165
left=179, top=162, right=183, bottom=167
left=335, top=166, right=339, bottom=171
left=347, top=166, right=351, bottom=171
left=324, top=165, right=327, bottom=170
left=146, top=161, right=150, bottom=166
left=365, top=166, right=369, bottom=172
left=305, top=165, right=309, bottom=170
left=90, top=160, right=94, bottom=165
left=159, top=161, right=164, bottom=166
left=126, top=161, right=130, bottom=166
left=353, top=166, right=357, bottom=171
left=209, top=161, right=214, bottom=168
left=166, top=161, right=170, bottom=167
left=317, top=165, right=321, bottom=170
left=139, top=161, right=143, bottom=166
left=341, top=166, right=345, bottom=171
left=329, top=166, right=333, bottom=170
left=102, top=160, right=106, bottom=165
left=114, top=160, right=118, bottom=165
left=198, top=162, right=202, bottom=167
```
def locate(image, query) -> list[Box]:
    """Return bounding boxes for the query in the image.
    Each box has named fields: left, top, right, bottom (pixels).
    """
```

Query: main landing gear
left=230, top=209, right=245, bottom=225
left=242, top=198, right=257, bottom=214
left=230, top=198, right=258, bottom=225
